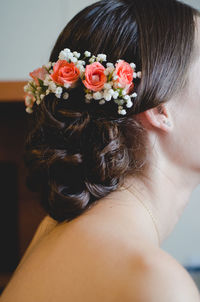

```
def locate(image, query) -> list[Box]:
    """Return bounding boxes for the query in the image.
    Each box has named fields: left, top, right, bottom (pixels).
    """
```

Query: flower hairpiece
left=24, top=48, right=142, bottom=116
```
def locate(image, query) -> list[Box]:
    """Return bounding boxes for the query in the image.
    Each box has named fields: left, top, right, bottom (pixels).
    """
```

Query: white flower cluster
left=85, top=86, right=138, bottom=115
left=85, top=51, right=107, bottom=63
left=24, top=80, right=44, bottom=112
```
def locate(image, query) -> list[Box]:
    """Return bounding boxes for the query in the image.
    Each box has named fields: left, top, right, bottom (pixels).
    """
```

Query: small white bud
left=49, top=81, right=57, bottom=92
left=99, top=99, right=105, bottom=105
left=89, top=58, right=95, bottom=63
left=85, top=93, right=93, bottom=100
left=108, top=88, right=115, bottom=95
left=77, top=60, right=86, bottom=66
left=104, top=93, right=112, bottom=102
left=63, top=92, right=69, bottom=100
left=59, top=51, right=67, bottom=60
left=104, top=69, right=110, bottom=76
left=71, top=57, right=78, bottom=63
left=137, top=71, right=142, bottom=78
left=77, top=65, right=85, bottom=74
left=113, top=91, right=119, bottom=99
left=106, top=66, right=115, bottom=73
left=126, top=100, right=133, bottom=108
left=40, top=94, right=45, bottom=100
left=84, top=51, right=91, bottom=57
left=119, top=109, right=127, bottom=115
left=64, top=83, right=71, bottom=89
left=43, top=76, right=51, bottom=86
left=97, top=54, right=107, bottom=61
left=133, top=72, right=137, bottom=78
left=106, top=62, right=114, bottom=68
left=25, top=96, right=32, bottom=105
left=104, top=82, right=112, bottom=89
left=25, top=107, right=33, bottom=114
left=24, top=85, right=29, bottom=92
left=73, top=51, right=81, bottom=58
left=64, top=48, right=71, bottom=53
left=131, top=92, right=137, bottom=98
left=67, top=53, right=74, bottom=60
left=130, top=63, right=136, bottom=69
left=123, top=95, right=131, bottom=101
left=93, top=91, right=102, bottom=100
left=55, top=87, right=62, bottom=98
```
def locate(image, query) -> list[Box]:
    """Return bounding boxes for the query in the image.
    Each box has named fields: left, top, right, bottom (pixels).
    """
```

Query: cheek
left=165, top=54, right=200, bottom=170
left=169, top=93, right=200, bottom=170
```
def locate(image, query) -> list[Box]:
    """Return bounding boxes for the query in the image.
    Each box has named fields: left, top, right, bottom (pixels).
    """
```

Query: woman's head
left=24, top=0, right=200, bottom=222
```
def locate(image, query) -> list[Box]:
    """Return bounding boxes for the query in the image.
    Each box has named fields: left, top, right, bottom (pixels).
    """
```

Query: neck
left=87, top=154, right=200, bottom=248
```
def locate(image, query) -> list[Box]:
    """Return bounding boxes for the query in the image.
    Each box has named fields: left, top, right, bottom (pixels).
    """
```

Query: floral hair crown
left=24, top=48, right=142, bottom=116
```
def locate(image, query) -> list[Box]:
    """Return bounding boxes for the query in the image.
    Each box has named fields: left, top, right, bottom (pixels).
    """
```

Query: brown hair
left=23, top=0, right=200, bottom=222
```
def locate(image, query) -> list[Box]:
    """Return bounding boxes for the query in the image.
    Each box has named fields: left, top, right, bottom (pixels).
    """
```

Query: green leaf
left=38, top=78, right=44, bottom=87
left=107, top=71, right=114, bottom=82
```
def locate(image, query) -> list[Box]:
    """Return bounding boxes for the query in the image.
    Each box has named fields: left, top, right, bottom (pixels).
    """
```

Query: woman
left=1, top=0, right=200, bottom=300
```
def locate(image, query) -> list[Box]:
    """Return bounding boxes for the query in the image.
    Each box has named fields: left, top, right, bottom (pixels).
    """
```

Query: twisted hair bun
left=24, top=92, right=146, bottom=222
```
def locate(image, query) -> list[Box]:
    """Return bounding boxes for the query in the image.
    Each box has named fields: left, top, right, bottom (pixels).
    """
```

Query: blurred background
left=0, top=0, right=200, bottom=293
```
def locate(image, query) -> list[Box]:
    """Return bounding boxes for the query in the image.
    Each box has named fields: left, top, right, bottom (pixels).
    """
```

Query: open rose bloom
left=50, top=60, right=80, bottom=86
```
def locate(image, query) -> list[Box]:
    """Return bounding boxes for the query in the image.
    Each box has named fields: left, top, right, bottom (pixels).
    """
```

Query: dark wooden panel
left=0, top=101, right=46, bottom=290
left=0, top=161, right=19, bottom=272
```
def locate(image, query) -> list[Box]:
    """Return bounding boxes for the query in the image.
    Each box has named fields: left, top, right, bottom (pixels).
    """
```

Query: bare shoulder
left=125, top=246, right=200, bottom=302
left=11, top=215, right=58, bottom=273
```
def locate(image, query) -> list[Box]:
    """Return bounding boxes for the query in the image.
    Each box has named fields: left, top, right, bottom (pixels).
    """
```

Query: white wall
left=182, top=0, right=200, bottom=9
left=1, top=0, right=200, bottom=266
left=0, top=0, right=95, bottom=80
left=1, top=0, right=200, bottom=81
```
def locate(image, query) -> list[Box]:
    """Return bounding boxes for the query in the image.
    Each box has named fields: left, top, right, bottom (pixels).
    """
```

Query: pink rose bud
left=115, top=60, right=134, bottom=89
left=83, top=62, right=107, bottom=92
left=29, top=67, right=48, bottom=86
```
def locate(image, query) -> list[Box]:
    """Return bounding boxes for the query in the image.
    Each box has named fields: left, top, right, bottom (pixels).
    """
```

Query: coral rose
left=50, top=60, right=80, bottom=85
left=30, top=67, right=48, bottom=86
left=83, top=62, right=107, bottom=91
left=115, top=60, right=133, bottom=89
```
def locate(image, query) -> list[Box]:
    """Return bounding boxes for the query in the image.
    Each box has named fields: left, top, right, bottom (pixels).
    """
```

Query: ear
left=137, top=103, right=173, bottom=133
